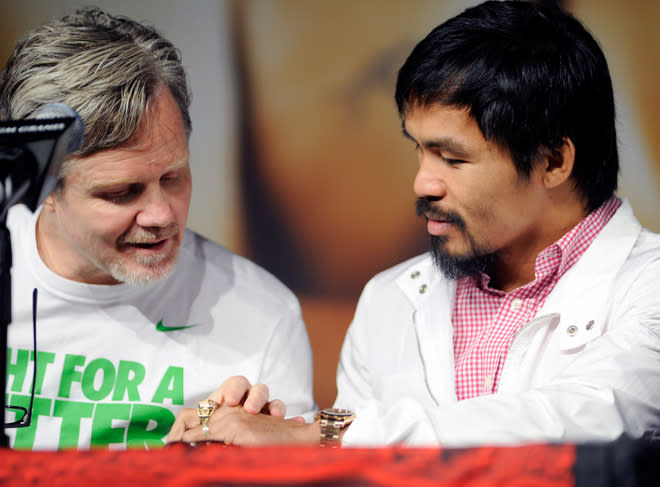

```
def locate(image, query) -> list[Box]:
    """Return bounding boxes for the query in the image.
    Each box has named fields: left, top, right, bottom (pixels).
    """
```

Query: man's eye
left=442, top=156, right=466, bottom=165
left=98, top=184, right=141, bottom=203
left=161, top=175, right=179, bottom=185
left=100, top=192, right=129, bottom=202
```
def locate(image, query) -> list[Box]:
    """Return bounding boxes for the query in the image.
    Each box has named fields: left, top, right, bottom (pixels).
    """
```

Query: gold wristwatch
left=315, top=408, right=355, bottom=447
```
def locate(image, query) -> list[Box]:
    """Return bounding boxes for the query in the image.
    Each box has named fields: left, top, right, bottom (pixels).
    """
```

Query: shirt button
left=419, top=284, right=428, bottom=294
left=484, top=376, right=494, bottom=389
left=510, top=298, right=523, bottom=311
left=410, top=270, right=421, bottom=279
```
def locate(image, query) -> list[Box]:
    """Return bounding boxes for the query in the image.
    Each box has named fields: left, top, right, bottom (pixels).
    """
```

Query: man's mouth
left=118, top=224, right=179, bottom=252
left=426, top=213, right=447, bottom=223
left=416, top=198, right=464, bottom=227
left=127, top=239, right=167, bottom=249
left=424, top=209, right=463, bottom=226
left=426, top=217, right=456, bottom=236
left=415, top=198, right=466, bottom=237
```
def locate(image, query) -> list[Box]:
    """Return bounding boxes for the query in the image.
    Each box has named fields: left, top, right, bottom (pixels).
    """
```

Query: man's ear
left=543, top=137, right=576, bottom=188
left=42, top=193, right=57, bottom=213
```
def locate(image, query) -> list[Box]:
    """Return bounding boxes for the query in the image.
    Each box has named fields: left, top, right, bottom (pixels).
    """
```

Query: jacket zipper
left=413, top=310, right=440, bottom=406
left=498, top=314, right=559, bottom=392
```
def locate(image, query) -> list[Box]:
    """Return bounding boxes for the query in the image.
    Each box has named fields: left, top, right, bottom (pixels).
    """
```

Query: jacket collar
left=395, top=254, right=440, bottom=308
left=539, top=199, right=641, bottom=350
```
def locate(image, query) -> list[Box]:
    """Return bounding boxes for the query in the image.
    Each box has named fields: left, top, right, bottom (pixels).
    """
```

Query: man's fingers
left=171, top=407, right=317, bottom=447
left=166, top=407, right=199, bottom=443
left=167, top=416, right=186, bottom=442
left=244, top=383, right=270, bottom=414
left=201, top=376, right=275, bottom=415
left=167, top=376, right=281, bottom=445
left=180, top=424, right=211, bottom=444
left=209, top=376, right=252, bottom=406
left=264, top=399, right=286, bottom=418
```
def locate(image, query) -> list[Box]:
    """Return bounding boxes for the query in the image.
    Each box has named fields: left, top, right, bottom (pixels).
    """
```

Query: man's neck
left=36, top=210, right=120, bottom=285
left=489, top=201, right=590, bottom=293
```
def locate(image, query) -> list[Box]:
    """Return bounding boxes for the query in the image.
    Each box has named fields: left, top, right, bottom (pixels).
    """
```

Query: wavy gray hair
left=0, top=7, right=191, bottom=167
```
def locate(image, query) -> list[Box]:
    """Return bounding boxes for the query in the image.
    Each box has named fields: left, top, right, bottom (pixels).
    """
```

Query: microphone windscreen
left=34, top=103, right=84, bottom=154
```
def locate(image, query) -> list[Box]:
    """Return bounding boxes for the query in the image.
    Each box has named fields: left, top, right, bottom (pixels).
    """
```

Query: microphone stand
left=1, top=193, right=12, bottom=447
left=0, top=144, right=37, bottom=448
left=0, top=113, right=82, bottom=447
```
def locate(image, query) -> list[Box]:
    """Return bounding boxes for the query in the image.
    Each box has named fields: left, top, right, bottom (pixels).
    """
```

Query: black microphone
left=0, top=104, right=84, bottom=448
left=0, top=103, right=84, bottom=212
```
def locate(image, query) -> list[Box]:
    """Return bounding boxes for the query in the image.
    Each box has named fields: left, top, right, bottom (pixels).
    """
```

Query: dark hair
left=395, top=0, right=618, bottom=210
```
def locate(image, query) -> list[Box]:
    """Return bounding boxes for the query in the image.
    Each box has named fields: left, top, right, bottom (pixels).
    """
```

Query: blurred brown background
left=2, top=0, right=659, bottom=409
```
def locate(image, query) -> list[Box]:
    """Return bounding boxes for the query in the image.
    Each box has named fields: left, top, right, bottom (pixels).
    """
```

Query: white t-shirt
left=5, top=204, right=315, bottom=450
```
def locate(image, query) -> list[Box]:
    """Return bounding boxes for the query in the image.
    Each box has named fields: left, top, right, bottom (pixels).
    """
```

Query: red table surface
left=0, top=443, right=575, bottom=486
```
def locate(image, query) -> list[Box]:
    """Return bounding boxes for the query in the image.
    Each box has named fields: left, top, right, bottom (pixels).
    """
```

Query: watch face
left=322, top=408, right=353, bottom=417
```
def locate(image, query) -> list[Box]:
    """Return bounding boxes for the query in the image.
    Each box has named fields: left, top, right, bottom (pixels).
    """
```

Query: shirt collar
left=551, top=196, right=621, bottom=278
left=472, top=196, right=622, bottom=293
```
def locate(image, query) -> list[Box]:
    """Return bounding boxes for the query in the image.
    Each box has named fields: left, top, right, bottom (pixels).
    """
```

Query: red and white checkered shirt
left=452, top=196, right=621, bottom=401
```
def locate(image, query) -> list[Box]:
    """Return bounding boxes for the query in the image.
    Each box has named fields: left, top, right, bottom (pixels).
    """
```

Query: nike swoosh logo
left=155, top=319, right=200, bottom=332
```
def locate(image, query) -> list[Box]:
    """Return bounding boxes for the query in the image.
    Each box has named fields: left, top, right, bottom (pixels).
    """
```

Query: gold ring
left=197, top=399, right=219, bottom=426
left=201, top=422, right=210, bottom=438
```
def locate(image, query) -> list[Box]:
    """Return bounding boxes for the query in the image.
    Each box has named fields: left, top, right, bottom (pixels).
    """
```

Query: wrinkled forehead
left=55, top=88, right=189, bottom=189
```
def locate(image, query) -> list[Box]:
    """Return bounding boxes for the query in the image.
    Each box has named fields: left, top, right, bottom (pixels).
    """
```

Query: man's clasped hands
left=167, top=376, right=317, bottom=446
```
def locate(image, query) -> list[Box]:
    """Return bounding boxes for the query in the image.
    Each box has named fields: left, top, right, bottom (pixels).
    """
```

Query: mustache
left=118, top=223, right=179, bottom=245
left=415, top=198, right=465, bottom=229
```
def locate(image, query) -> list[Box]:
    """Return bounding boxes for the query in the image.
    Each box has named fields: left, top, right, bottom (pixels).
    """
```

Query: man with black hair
left=169, top=0, right=660, bottom=447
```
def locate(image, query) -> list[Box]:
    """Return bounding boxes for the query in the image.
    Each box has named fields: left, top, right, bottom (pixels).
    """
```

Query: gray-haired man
left=2, top=7, right=314, bottom=450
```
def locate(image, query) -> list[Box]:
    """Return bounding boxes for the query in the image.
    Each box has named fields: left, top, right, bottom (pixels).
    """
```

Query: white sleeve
left=258, top=293, right=317, bottom=421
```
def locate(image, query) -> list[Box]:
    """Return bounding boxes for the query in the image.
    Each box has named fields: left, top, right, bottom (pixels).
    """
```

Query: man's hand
left=167, top=375, right=304, bottom=443
left=206, top=375, right=287, bottom=417
left=168, top=406, right=319, bottom=446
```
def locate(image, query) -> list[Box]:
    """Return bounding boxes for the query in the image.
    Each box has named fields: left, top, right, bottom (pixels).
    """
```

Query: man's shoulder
left=624, top=227, right=660, bottom=275
left=369, top=253, right=433, bottom=281
left=7, top=203, right=33, bottom=232
left=362, top=252, right=440, bottom=297
left=177, top=229, right=299, bottom=306
left=635, top=227, right=660, bottom=252
left=178, top=228, right=234, bottom=267
left=608, top=201, right=660, bottom=270
left=7, top=204, right=37, bottom=254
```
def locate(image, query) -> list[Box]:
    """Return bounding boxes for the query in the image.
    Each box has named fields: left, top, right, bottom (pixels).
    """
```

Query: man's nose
left=136, top=187, right=175, bottom=228
left=413, top=161, right=447, bottom=199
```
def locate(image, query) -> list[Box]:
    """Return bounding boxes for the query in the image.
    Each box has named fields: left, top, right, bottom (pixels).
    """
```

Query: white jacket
left=336, top=200, right=660, bottom=447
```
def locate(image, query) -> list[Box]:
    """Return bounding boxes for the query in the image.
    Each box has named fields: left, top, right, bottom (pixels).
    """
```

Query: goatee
left=416, top=197, right=497, bottom=279
left=427, top=234, right=496, bottom=279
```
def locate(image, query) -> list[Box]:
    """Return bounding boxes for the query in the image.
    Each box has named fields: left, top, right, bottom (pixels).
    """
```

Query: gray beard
left=108, top=255, right=176, bottom=287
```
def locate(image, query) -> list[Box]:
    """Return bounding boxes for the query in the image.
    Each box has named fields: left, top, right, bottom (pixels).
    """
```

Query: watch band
left=315, top=408, right=355, bottom=447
